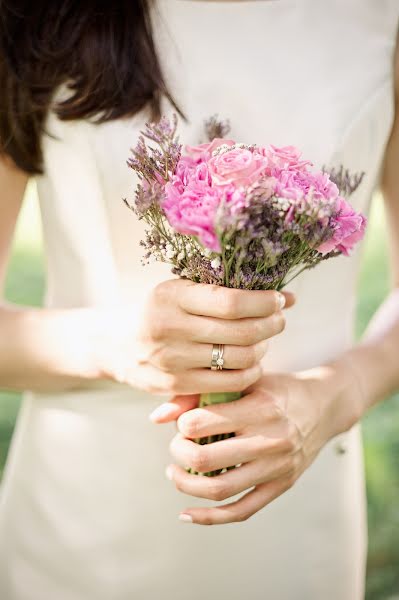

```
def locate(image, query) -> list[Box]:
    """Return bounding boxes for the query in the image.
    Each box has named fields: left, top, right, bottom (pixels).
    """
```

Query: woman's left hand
left=150, top=366, right=362, bottom=525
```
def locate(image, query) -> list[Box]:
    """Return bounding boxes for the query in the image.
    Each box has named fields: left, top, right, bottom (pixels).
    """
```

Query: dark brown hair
left=0, top=0, right=183, bottom=174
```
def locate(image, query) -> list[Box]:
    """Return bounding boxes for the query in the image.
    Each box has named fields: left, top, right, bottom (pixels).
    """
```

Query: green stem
left=188, top=391, right=242, bottom=477
left=199, top=391, right=242, bottom=408
left=279, top=264, right=310, bottom=288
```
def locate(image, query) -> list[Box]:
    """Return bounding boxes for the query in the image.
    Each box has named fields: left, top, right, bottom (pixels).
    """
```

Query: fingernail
left=149, top=403, right=175, bottom=422
left=179, top=513, right=193, bottom=523
left=165, top=465, right=174, bottom=480
left=278, top=294, right=286, bottom=310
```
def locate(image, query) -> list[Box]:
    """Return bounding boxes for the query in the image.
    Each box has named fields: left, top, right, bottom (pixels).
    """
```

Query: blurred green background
left=0, top=184, right=398, bottom=599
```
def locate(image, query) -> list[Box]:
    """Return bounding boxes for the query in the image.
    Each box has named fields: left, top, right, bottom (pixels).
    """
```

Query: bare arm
left=0, top=158, right=107, bottom=391
left=326, top=42, right=399, bottom=425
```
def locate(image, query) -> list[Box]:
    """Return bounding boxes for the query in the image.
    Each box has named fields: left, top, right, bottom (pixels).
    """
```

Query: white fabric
left=1, top=1, right=398, bottom=598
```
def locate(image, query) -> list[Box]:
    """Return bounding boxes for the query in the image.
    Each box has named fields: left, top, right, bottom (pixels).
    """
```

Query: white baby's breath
left=211, top=257, right=221, bottom=270
left=165, top=244, right=176, bottom=259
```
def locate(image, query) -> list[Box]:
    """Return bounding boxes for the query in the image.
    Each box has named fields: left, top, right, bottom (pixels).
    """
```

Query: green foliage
left=0, top=190, right=398, bottom=598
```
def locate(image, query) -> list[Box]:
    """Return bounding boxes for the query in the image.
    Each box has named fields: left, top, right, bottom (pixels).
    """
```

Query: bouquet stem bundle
left=188, top=391, right=241, bottom=476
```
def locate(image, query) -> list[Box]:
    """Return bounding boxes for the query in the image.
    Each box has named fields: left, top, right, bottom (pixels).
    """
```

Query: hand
left=151, top=367, right=362, bottom=525
left=100, top=279, right=294, bottom=396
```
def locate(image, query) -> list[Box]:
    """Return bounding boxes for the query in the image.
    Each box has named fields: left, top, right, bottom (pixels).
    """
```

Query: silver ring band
left=210, top=344, right=225, bottom=371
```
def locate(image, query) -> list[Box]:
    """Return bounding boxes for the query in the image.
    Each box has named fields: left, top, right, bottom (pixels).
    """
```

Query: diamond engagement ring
left=210, top=344, right=225, bottom=371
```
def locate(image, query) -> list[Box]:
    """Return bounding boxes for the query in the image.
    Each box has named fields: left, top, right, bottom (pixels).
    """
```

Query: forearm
left=339, top=287, right=399, bottom=409
left=296, top=288, right=399, bottom=441
left=0, top=302, right=106, bottom=392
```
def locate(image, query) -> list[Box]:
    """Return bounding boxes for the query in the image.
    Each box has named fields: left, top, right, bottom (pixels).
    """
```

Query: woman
left=0, top=1, right=398, bottom=598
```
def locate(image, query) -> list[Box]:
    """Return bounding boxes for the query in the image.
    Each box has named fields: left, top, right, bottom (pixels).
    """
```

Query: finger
left=126, top=361, right=261, bottom=396
left=152, top=339, right=268, bottom=372
left=188, top=312, right=286, bottom=345
left=168, top=364, right=262, bottom=395
left=149, top=395, right=199, bottom=423
left=169, top=432, right=274, bottom=473
left=178, top=478, right=293, bottom=525
left=195, top=339, right=268, bottom=370
left=282, top=291, right=296, bottom=309
left=179, top=282, right=286, bottom=319
left=177, top=393, right=279, bottom=438
left=167, top=460, right=276, bottom=501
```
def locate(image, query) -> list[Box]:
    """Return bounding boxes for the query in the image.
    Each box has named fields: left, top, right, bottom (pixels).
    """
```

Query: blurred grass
left=0, top=181, right=45, bottom=482
left=0, top=184, right=398, bottom=598
left=357, top=196, right=399, bottom=599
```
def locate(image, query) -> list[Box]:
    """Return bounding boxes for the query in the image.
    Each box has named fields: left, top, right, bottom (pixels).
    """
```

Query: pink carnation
left=274, top=169, right=339, bottom=201
left=163, top=177, right=222, bottom=252
left=311, top=172, right=340, bottom=201
left=208, top=147, right=268, bottom=187
left=223, top=184, right=248, bottom=213
left=318, top=197, right=367, bottom=256
left=175, top=156, right=211, bottom=186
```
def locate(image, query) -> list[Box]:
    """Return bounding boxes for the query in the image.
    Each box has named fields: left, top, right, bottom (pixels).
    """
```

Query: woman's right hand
left=101, top=279, right=293, bottom=396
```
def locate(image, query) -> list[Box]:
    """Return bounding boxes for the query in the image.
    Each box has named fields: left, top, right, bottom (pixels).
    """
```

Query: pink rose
left=261, top=145, right=313, bottom=174
left=163, top=177, right=221, bottom=252
left=318, top=197, right=367, bottom=256
left=185, top=138, right=235, bottom=162
left=208, top=147, right=268, bottom=187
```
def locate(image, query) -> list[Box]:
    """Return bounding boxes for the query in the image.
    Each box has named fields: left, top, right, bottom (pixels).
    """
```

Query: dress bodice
left=36, top=0, right=399, bottom=371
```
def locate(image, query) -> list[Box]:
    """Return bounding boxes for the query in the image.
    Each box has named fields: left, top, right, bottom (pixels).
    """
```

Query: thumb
left=149, top=394, right=199, bottom=424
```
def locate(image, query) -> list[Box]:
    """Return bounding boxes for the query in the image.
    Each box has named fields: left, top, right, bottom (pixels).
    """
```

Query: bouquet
left=125, top=114, right=366, bottom=476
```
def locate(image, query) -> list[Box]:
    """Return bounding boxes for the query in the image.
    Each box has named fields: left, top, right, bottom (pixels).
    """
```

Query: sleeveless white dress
left=1, top=1, right=398, bottom=599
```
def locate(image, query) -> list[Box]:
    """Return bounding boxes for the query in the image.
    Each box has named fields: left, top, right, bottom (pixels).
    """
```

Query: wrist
left=296, top=359, right=364, bottom=442
left=89, top=305, right=142, bottom=385
left=44, top=307, right=109, bottom=384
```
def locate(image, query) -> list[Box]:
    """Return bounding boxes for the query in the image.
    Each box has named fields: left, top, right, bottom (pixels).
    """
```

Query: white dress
left=0, top=1, right=398, bottom=599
